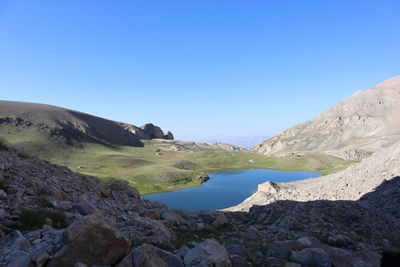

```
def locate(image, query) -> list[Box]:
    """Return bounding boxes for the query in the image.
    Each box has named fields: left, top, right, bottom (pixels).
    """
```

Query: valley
left=0, top=128, right=353, bottom=194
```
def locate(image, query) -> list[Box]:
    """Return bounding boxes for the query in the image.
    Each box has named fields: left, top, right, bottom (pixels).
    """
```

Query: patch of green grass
left=0, top=181, right=7, bottom=192
left=0, top=137, right=8, bottom=150
left=19, top=208, right=68, bottom=231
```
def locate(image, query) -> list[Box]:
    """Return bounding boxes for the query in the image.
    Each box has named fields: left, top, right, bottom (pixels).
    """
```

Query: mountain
left=253, top=76, right=400, bottom=159
left=0, top=100, right=173, bottom=149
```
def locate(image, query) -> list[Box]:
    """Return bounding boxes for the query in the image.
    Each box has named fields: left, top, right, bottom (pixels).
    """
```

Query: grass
left=19, top=208, right=68, bottom=231
left=0, top=126, right=357, bottom=194
left=0, top=137, right=8, bottom=150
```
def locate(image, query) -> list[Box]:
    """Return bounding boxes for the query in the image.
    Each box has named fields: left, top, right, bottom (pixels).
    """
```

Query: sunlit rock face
left=253, top=76, right=400, bottom=159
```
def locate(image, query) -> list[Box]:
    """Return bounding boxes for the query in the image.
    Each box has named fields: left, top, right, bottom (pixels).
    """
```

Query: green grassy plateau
left=0, top=126, right=357, bottom=194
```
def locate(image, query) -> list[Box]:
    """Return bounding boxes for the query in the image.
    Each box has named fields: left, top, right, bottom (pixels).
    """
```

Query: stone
left=41, top=185, right=64, bottom=201
left=140, top=124, right=165, bottom=139
left=160, top=209, right=187, bottom=225
left=225, top=244, right=247, bottom=258
left=199, top=210, right=228, bottom=227
left=196, top=175, right=210, bottom=183
left=257, top=181, right=280, bottom=193
left=117, top=244, right=184, bottom=267
left=35, top=251, right=49, bottom=267
left=125, top=216, right=175, bottom=246
left=7, top=251, right=33, bottom=267
left=72, top=201, right=98, bottom=216
left=6, top=230, right=31, bottom=250
left=327, top=234, right=352, bottom=247
left=48, top=214, right=129, bottom=267
left=109, top=180, right=140, bottom=199
left=184, top=239, right=231, bottom=267
left=229, top=255, right=252, bottom=267
left=289, top=248, right=331, bottom=267
left=0, top=189, right=7, bottom=199
left=177, top=245, right=190, bottom=258
left=164, top=131, right=174, bottom=140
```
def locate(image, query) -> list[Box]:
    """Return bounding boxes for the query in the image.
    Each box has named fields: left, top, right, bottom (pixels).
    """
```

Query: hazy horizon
left=1, top=0, right=399, bottom=142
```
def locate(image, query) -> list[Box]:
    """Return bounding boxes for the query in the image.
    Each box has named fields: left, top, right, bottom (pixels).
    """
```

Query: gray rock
left=132, top=244, right=183, bottom=267
left=327, top=234, right=352, bottom=247
left=0, top=189, right=7, bottom=199
left=7, top=251, right=33, bottom=267
left=124, top=216, right=175, bottom=246
left=34, top=251, right=49, bottom=267
left=109, top=180, right=140, bottom=199
left=229, top=255, right=252, bottom=267
left=225, top=244, right=247, bottom=258
left=72, top=201, right=98, bottom=216
left=48, top=214, right=129, bottom=267
left=117, top=244, right=184, bottom=267
left=289, top=248, right=331, bottom=267
left=177, top=245, right=190, bottom=258
left=199, top=210, right=228, bottom=227
left=184, top=239, right=231, bottom=267
left=6, top=230, right=31, bottom=251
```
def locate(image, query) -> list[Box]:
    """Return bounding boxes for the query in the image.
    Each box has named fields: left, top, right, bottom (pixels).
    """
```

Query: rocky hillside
left=227, top=140, right=400, bottom=212
left=153, top=139, right=244, bottom=152
left=0, top=145, right=399, bottom=266
left=0, top=100, right=173, bottom=148
left=253, top=76, right=400, bottom=159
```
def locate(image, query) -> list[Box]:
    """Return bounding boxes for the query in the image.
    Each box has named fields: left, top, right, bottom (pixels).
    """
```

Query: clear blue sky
left=1, top=0, right=399, bottom=141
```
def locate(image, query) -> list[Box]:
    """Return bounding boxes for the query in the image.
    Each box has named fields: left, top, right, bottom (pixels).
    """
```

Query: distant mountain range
left=178, top=135, right=269, bottom=149
left=253, top=76, right=400, bottom=159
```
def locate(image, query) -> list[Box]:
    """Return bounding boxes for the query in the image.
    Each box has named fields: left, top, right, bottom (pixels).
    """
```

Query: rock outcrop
left=184, top=239, right=231, bottom=267
left=0, top=100, right=174, bottom=150
left=123, top=123, right=174, bottom=140
left=48, top=214, right=129, bottom=267
left=253, top=76, right=400, bottom=158
left=152, top=139, right=244, bottom=152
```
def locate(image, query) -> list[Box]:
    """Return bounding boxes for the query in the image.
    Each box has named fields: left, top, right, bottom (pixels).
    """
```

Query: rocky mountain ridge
left=253, top=76, right=400, bottom=159
left=0, top=100, right=173, bottom=148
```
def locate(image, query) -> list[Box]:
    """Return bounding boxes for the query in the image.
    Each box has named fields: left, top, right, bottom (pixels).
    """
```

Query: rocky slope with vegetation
left=0, top=141, right=399, bottom=266
left=253, top=76, right=400, bottom=159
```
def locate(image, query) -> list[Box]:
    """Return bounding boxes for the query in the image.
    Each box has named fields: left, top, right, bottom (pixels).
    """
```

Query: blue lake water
left=142, top=169, right=321, bottom=212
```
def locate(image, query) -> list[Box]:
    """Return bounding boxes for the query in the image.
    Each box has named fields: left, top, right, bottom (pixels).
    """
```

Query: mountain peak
left=375, top=76, right=400, bottom=90
left=253, top=76, right=400, bottom=157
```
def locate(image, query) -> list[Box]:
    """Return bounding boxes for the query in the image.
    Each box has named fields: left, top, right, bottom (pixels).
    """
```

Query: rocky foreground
left=0, top=148, right=399, bottom=266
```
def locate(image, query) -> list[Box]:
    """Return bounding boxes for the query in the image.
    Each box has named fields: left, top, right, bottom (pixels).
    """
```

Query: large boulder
left=163, top=131, right=174, bottom=140
left=184, top=239, right=231, bottom=267
left=123, top=216, right=175, bottom=247
left=109, top=180, right=140, bottom=199
left=257, top=181, right=280, bottom=193
left=117, top=244, right=184, bottom=267
left=199, top=210, right=228, bottom=227
left=140, top=124, right=165, bottom=139
left=289, top=248, right=331, bottom=267
left=48, top=214, right=129, bottom=267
